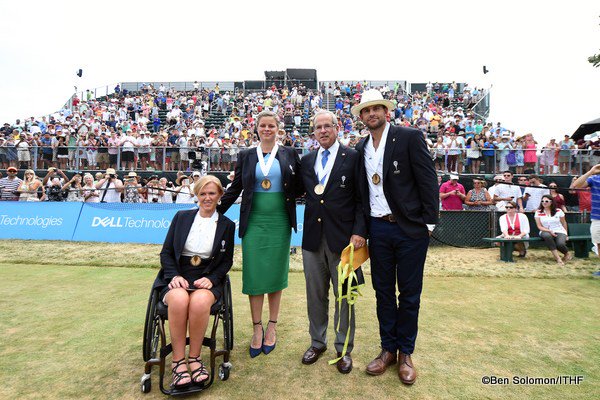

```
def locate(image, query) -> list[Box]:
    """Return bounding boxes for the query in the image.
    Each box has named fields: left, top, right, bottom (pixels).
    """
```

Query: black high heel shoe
left=249, top=320, right=263, bottom=358
left=262, top=320, right=277, bottom=355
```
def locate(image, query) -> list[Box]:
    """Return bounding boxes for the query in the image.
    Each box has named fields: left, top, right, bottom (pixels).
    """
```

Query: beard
left=365, top=116, right=386, bottom=131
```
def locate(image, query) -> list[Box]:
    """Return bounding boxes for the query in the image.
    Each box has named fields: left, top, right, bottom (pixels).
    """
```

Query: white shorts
left=591, top=219, right=600, bottom=245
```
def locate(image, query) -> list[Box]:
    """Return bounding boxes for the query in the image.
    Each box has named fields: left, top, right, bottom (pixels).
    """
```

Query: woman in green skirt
left=219, top=110, right=302, bottom=358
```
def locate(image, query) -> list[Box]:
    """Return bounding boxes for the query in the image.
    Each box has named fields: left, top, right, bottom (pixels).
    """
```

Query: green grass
left=0, top=241, right=598, bottom=399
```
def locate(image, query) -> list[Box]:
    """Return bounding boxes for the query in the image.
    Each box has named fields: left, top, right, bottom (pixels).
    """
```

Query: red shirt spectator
left=439, top=175, right=466, bottom=210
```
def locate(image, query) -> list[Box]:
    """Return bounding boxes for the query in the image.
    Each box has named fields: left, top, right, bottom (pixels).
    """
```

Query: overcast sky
left=1, top=0, right=599, bottom=142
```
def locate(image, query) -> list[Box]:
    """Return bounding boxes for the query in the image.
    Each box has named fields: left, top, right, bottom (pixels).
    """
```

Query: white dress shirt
left=314, top=140, right=339, bottom=188
left=181, top=211, right=218, bottom=258
left=364, top=123, right=392, bottom=217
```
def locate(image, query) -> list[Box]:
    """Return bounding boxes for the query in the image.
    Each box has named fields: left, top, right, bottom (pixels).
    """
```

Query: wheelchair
left=141, top=275, right=234, bottom=396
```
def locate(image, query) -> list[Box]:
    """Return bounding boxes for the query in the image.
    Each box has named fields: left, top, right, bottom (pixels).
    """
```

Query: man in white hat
left=352, top=89, right=438, bottom=384
left=94, top=168, right=123, bottom=203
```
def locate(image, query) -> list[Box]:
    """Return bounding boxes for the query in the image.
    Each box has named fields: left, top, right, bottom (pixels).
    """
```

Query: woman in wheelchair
left=156, top=175, right=235, bottom=389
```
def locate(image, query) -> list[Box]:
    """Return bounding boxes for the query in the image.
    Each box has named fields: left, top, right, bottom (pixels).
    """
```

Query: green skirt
left=241, top=192, right=291, bottom=295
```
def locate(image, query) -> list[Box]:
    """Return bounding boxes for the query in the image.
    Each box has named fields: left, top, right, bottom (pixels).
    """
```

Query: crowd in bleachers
left=1, top=80, right=598, bottom=178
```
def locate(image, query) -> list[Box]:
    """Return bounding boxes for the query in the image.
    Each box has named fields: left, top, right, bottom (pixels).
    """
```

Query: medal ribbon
left=316, top=148, right=333, bottom=186
left=256, top=143, right=279, bottom=179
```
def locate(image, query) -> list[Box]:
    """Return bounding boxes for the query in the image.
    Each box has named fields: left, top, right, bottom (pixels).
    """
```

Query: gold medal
left=372, top=173, right=381, bottom=185
left=190, top=255, right=202, bottom=267
left=261, top=178, right=272, bottom=190
left=314, top=184, right=325, bottom=195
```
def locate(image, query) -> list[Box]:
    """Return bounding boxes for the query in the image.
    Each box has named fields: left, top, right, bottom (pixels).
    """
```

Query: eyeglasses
left=549, top=186, right=557, bottom=188
left=314, top=124, right=334, bottom=131
left=541, top=200, right=552, bottom=203
left=505, top=206, right=515, bottom=209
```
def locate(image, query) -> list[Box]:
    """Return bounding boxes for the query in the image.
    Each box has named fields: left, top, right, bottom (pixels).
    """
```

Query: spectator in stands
left=439, top=173, right=465, bottom=210
left=55, top=134, right=69, bottom=170
left=0, top=166, right=22, bottom=200
left=46, top=176, right=66, bottom=201
left=523, top=174, right=549, bottom=212
left=558, top=134, right=574, bottom=174
left=432, top=137, right=446, bottom=172
left=108, top=132, right=120, bottom=169
left=496, top=134, right=513, bottom=172
left=0, top=134, right=8, bottom=169
left=571, top=164, right=600, bottom=260
left=535, top=194, right=571, bottom=265
left=82, top=173, right=100, bottom=202
left=482, top=137, right=496, bottom=174
left=95, top=168, right=123, bottom=203
left=175, top=175, right=195, bottom=204
left=513, top=136, right=525, bottom=175
left=15, top=133, right=31, bottom=169
left=444, top=133, right=461, bottom=173
left=62, top=172, right=84, bottom=202
left=540, top=138, right=558, bottom=175
left=17, top=169, right=42, bottom=201
left=466, top=134, right=482, bottom=173
left=123, top=172, right=143, bottom=203
left=548, top=182, right=567, bottom=212
left=523, top=133, right=538, bottom=172
left=159, top=177, right=174, bottom=203
left=464, top=178, right=493, bottom=210
left=517, top=176, right=529, bottom=209
left=97, top=133, right=110, bottom=171
left=137, top=131, right=152, bottom=170
left=40, top=132, right=54, bottom=168
left=569, top=176, right=591, bottom=212
left=120, top=130, right=137, bottom=170
left=493, top=171, right=523, bottom=212
left=498, top=200, right=530, bottom=257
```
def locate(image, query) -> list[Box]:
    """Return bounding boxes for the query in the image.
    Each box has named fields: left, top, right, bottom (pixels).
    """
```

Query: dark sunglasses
left=505, top=206, right=515, bottom=209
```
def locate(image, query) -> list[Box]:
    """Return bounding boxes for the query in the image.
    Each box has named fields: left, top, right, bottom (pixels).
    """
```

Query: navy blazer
left=355, top=124, right=439, bottom=238
left=300, top=144, right=367, bottom=254
left=218, top=145, right=302, bottom=238
left=154, top=209, right=235, bottom=290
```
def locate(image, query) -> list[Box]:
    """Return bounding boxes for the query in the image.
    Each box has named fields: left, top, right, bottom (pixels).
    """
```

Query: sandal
left=188, top=356, right=209, bottom=385
left=171, top=358, right=191, bottom=389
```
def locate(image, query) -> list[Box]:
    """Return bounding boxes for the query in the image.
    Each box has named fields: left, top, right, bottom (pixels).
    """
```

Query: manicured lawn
left=0, top=242, right=598, bottom=399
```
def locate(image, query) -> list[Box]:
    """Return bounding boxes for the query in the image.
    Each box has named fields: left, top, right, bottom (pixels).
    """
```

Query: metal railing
left=429, top=146, right=599, bottom=176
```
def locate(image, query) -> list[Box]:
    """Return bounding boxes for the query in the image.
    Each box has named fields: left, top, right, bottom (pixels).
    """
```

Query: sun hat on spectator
left=7, top=167, right=17, bottom=173
left=176, top=175, right=190, bottom=185
left=105, top=168, right=117, bottom=175
left=191, top=171, right=201, bottom=178
left=126, top=171, right=138, bottom=180
left=449, top=173, right=459, bottom=180
left=351, top=89, right=395, bottom=116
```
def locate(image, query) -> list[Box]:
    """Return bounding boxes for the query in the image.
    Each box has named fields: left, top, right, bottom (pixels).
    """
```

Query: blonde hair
left=24, top=169, right=36, bottom=182
left=193, top=175, right=224, bottom=197
left=256, top=110, right=280, bottom=127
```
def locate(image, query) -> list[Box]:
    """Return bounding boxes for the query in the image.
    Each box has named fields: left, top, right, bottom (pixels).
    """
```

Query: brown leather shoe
left=398, top=353, right=417, bottom=384
left=336, top=352, right=352, bottom=374
left=366, top=349, right=397, bottom=376
left=302, top=346, right=327, bottom=365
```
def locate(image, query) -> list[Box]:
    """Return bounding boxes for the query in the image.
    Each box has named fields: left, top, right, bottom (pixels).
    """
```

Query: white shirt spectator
left=524, top=184, right=550, bottom=211
left=137, top=135, right=152, bottom=153
left=535, top=209, right=567, bottom=235
left=499, top=213, right=530, bottom=235
left=494, top=183, right=522, bottom=211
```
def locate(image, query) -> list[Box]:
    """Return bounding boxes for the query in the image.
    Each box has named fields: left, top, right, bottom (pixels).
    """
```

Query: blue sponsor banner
left=1, top=202, right=305, bottom=246
left=73, top=203, right=194, bottom=244
left=0, top=202, right=82, bottom=241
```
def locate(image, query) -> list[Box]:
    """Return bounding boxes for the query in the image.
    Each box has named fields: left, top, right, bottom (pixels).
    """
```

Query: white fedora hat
left=351, top=89, right=395, bottom=117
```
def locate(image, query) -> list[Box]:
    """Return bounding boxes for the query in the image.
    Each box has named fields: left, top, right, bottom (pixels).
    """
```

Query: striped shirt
left=587, top=174, right=600, bottom=220
left=0, top=177, right=23, bottom=201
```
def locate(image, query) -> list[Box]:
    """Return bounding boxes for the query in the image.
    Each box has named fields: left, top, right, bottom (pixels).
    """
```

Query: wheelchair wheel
left=218, top=362, right=231, bottom=381
left=142, top=289, right=160, bottom=362
left=141, top=374, right=151, bottom=393
left=222, top=276, right=234, bottom=351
